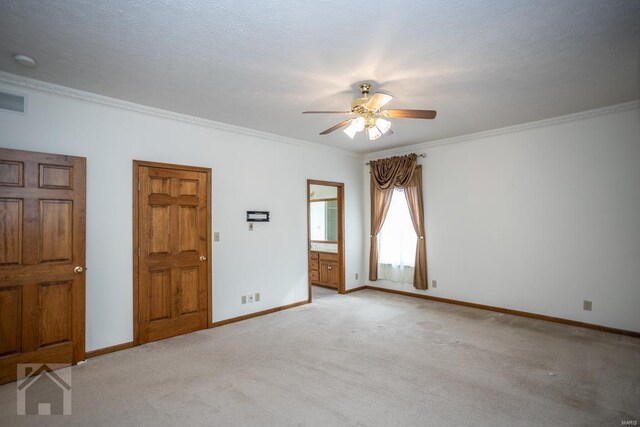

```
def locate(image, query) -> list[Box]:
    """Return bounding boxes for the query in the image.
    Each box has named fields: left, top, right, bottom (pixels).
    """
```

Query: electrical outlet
left=249, top=223, right=254, bottom=231
left=248, top=294, right=254, bottom=303
left=355, top=273, right=359, bottom=280
left=432, top=280, right=437, bottom=288
left=255, top=292, right=260, bottom=302
left=583, top=300, right=592, bottom=311
left=241, top=295, right=247, bottom=304
left=214, top=232, right=220, bottom=242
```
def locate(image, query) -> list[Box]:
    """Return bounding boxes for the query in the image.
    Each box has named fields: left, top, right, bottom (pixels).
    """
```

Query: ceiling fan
left=303, top=83, right=437, bottom=141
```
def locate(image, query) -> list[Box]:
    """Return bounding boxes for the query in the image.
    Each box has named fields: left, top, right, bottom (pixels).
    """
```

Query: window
left=378, top=189, right=417, bottom=283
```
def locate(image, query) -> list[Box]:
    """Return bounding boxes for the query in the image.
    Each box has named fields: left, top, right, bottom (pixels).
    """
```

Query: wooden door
left=0, top=148, right=86, bottom=384
left=134, top=161, right=211, bottom=344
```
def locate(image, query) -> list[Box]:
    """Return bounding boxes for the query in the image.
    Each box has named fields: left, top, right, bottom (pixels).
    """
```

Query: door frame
left=307, top=179, right=346, bottom=300
left=132, top=160, right=213, bottom=345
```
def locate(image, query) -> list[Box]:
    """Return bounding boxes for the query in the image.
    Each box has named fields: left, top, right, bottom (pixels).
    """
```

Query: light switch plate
left=241, top=295, right=247, bottom=304
left=248, top=294, right=254, bottom=303
left=432, top=280, right=437, bottom=288
left=214, top=232, right=220, bottom=242
left=583, top=300, right=592, bottom=311
left=255, top=292, right=260, bottom=302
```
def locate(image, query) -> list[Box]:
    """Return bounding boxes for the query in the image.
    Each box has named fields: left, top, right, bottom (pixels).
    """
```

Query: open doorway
left=307, top=180, right=345, bottom=301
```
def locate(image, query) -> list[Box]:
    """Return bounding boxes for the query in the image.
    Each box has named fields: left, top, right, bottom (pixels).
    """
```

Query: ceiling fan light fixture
left=343, top=124, right=358, bottom=139
left=375, top=118, right=391, bottom=134
left=343, top=117, right=365, bottom=139
left=353, top=117, right=365, bottom=132
left=304, top=82, right=437, bottom=140
left=368, top=126, right=382, bottom=141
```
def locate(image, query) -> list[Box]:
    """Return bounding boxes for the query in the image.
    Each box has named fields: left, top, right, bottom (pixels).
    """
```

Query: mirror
left=309, top=184, right=338, bottom=253
left=310, top=200, right=337, bottom=241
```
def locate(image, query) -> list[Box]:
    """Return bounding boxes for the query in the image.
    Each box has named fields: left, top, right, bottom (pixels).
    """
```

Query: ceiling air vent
left=0, top=90, right=26, bottom=114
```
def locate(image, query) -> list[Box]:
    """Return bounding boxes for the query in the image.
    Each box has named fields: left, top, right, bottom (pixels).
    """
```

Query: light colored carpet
left=1, top=289, right=638, bottom=426
left=311, top=285, right=338, bottom=300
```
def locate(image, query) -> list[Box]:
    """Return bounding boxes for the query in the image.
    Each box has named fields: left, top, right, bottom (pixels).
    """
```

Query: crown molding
left=3, top=71, right=635, bottom=162
left=0, top=71, right=363, bottom=160
left=364, top=100, right=640, bottom=160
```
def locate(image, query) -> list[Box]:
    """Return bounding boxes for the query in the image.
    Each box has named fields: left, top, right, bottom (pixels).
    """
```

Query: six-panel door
left=0, top=148, right=86, bottom=385
left=136, top=164, right=210, bottom=343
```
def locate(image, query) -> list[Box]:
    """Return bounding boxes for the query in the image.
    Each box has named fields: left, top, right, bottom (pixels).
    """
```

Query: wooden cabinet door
left=327, top=261, right=339, bottom=287
left=0, top=148, right=86, bottom=384
left=319, top=260, right=339, bottom=288
left=135, top=163, right=211, bottom=344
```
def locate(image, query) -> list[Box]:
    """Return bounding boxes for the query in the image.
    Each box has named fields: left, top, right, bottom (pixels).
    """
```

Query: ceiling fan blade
left=319, top=119, right=352, bottom=135
left=382, top=109, right=437, bottom=119
left=303, top=111, right=352, bottom=114
left=366, top=93, right=394, bottom=111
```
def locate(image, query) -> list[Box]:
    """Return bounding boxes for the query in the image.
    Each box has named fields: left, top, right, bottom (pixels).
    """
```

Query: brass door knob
left=200, top=256, right=207, bottom=261
left=73, top=266, right=84, bottom=274
left=327, top=266, right=332, bottom=270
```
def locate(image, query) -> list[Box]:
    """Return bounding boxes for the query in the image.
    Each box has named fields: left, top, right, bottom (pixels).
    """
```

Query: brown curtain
left=404, top=166, right=428, bottom=289
left=369, top=154, right=418, bottom=281
left=368, top=177, right=393, bottom=280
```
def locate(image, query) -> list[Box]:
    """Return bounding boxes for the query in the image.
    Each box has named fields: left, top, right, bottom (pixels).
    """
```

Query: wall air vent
left=0, top=90, right=26, bottom=114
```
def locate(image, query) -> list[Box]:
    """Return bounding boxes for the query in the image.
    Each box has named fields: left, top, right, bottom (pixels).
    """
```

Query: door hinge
left=137, top=181, right=140, bottom=191
left=138, top=247, right=141, bottom=256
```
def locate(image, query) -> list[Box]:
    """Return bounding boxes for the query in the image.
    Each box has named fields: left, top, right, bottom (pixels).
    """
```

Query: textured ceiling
left=1, top=0, right=639, bottom=154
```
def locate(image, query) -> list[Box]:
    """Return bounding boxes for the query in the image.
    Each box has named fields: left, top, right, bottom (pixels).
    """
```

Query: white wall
left=0, top=79, right=364, bottom=352
left=364, top=105, right=640, bottom=333
left=2, top=75, right=637, bottom=350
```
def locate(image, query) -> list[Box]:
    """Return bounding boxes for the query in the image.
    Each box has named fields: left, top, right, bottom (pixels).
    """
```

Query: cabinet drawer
left=318, top=252, right=338, bottom=261
left=309, top=251, right=319, bottom=260
left=310, top=270, right=319, bottom=281
left=310, top=259, right=319, bottom=270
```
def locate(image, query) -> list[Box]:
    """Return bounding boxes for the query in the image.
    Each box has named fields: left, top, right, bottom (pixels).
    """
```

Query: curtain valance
left=369, top=153, right=417, bottom=190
